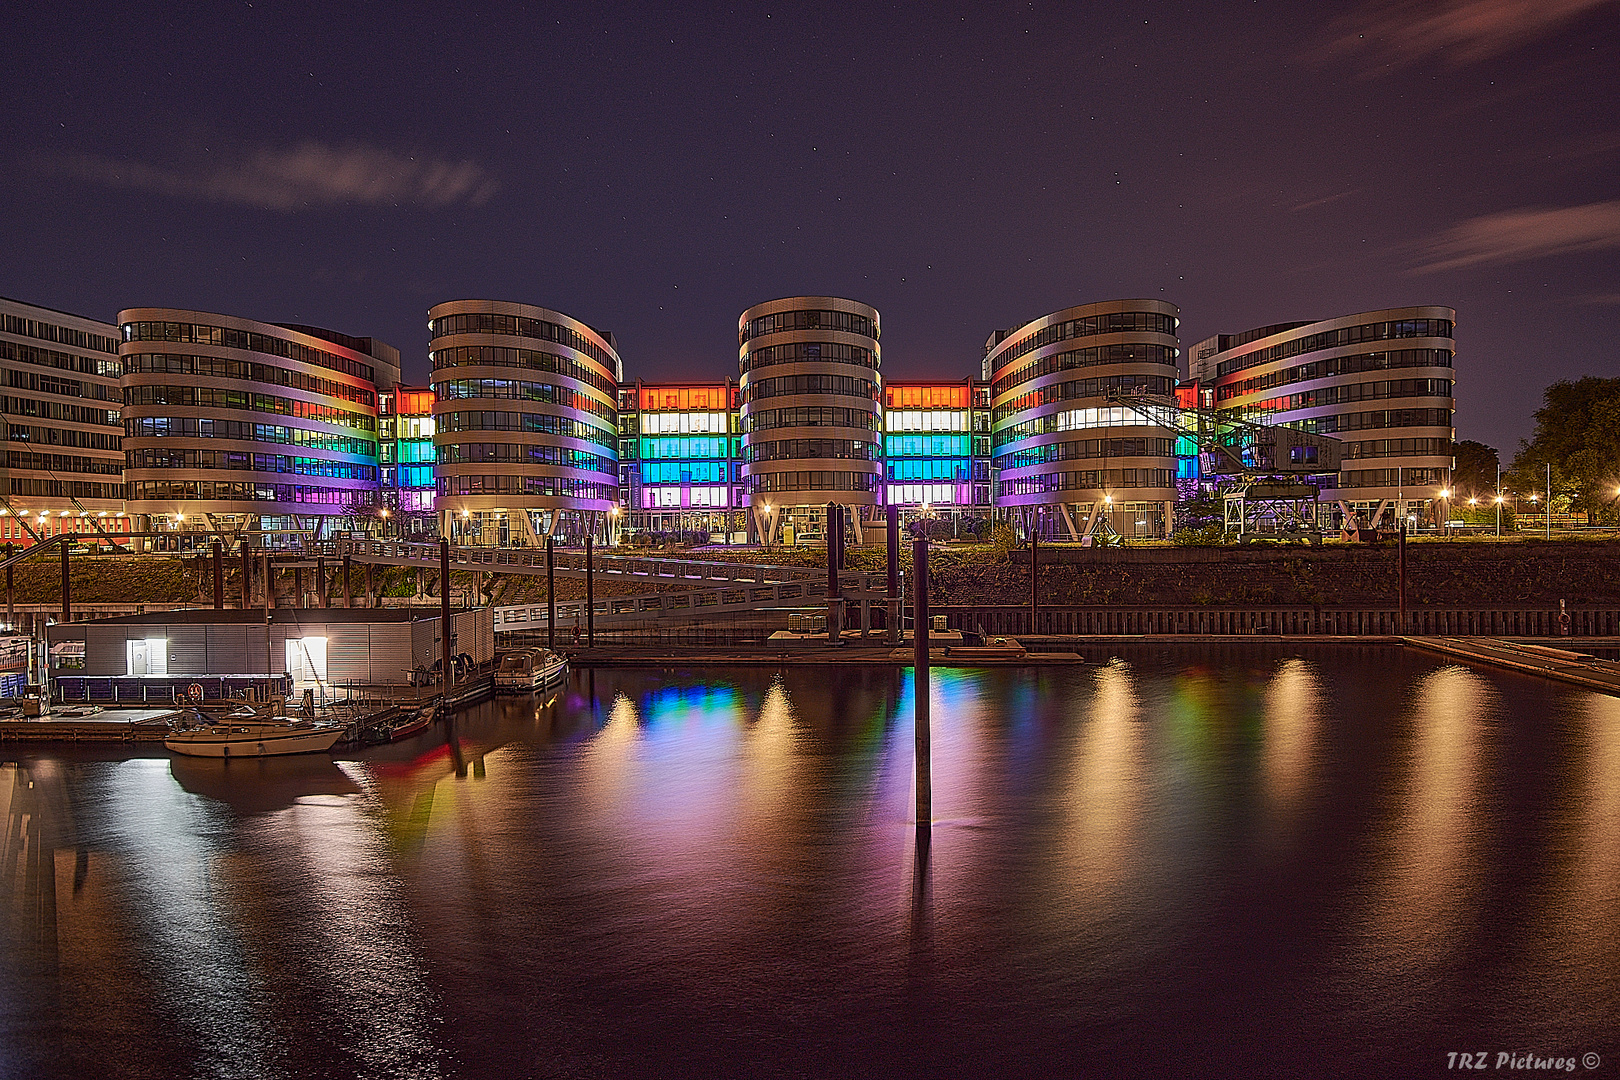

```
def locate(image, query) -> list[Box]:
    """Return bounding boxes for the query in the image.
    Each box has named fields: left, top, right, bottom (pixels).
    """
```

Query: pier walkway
left=1404, top=636, right=1620, bottom=696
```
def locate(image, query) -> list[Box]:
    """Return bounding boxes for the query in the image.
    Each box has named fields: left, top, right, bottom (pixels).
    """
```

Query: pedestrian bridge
left=329, top=540, right=889, bottom=627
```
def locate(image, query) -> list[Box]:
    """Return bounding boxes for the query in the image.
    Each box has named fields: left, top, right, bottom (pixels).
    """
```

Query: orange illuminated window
left=399, top=389, right=434, bottom=415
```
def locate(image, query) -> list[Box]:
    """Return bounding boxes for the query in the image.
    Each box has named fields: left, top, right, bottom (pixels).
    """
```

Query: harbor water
left=2, top=645, right=1615, bottom=1078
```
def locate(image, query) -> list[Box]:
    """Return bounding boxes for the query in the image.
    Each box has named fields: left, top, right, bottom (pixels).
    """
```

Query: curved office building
left=986, top=299, right=1181, bottom=539
left=1195, top=307, right=1456, bottom=528
left=738, top=297, right=882, bottom=543
left=119, top=309, right=399, bottom=536
left=429, top=299, right=621, bottom=545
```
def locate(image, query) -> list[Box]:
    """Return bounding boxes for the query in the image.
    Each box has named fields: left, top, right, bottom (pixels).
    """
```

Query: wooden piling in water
left=1398, top=525, right=1407, bottom=632
left=887, top=504, right=899, bottom=644
left=212, top=541, right=224, bottom=610
left=913, top=537, right=931, bottom=830
left=60, top=543, right=70, bottom=624
left=440, top=538, right=452, bottom=699
left=242, top=542, right=254, bottom=608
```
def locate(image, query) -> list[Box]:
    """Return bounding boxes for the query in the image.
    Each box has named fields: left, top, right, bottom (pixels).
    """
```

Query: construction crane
left=1105, top=388, right=1344, bottom=543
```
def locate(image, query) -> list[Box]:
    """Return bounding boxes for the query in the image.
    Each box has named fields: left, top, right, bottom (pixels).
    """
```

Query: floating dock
left=1404, top=637, right=1620, bottom=697
left=0, top=707, right=178, bottom=742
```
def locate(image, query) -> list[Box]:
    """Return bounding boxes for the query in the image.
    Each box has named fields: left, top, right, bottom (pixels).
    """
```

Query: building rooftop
left=53, top=607, right=481, bottom=630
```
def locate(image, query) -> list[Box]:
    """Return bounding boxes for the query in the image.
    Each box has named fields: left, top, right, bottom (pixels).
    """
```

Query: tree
left=1450, top=440, right=1500, bottom=500
left=1508, top=377, right=1620, bottom=525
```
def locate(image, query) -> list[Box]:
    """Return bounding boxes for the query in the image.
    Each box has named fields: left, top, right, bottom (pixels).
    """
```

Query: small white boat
left=165, top=717, right=345, bottom=758
left=494, top=648, right=568, bottom=693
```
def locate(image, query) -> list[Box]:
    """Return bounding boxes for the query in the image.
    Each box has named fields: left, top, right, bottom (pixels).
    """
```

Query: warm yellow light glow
left=462, top=509, right=472, bottom=519
left=1439, top=488, right=1450, bottom=498
left=1104, top=495, right=1113, bottom=504
left=379, top=508, right=389, bottom=518
left=1468, top=497, right=1477, bottom=506
left=1494, top=496, right=1503, bottom=504
left=175, top=513, right=186, bottom=522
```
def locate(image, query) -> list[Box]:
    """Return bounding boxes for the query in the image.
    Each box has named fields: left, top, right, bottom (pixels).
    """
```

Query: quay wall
left=935, top=604, right=1618, bottom=638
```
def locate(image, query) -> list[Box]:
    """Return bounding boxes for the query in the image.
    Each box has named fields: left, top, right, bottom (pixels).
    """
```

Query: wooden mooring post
left=1398, top=524, right=1408, bottom=633
left=546, top=536, right=555, bottom=651
left=212, top=541, right=224, bottom=610
left=585, top=535, right=595, bottom=647
left=1030, top=531, right=1039, bottom=635
left=440, top=538, right=452, bottom=700
left=913, top=537, right=931, bottom=831
left=886, top=504, right=900, bottom=645
left=243, top=543, right=254, bottom=608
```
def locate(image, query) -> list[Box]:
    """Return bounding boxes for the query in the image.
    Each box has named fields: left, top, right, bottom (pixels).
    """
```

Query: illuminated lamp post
left=1496, top=463, right=1503, bottom=537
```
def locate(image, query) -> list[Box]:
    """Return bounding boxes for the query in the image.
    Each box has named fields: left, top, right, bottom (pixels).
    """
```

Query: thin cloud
left=47, top=141, right=498, bottom=211
left=1411, top=200, right=1620, bottom=272
left=1322, top=0, right=1618, bottom=68
left=1289, top=189, right=1361, bottom=213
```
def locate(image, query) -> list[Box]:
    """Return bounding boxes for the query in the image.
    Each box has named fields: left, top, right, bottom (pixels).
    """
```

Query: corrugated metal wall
left=207, top=624, right=253, bottom=676
left=412, top=620, right=438, bottom=672
left=168, top=624, right=207, bottom=673
left=369, top=624, right=414, bottom=685
left=327, top=626, right=372, bottom=684
left=452, top=609, right=494, bottom=664
left=84, top=625, right=125, bottom=676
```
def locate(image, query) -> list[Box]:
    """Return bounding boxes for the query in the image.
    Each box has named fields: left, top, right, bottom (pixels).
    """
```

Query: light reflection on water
left=1, top=648, right=1616, bottom=1078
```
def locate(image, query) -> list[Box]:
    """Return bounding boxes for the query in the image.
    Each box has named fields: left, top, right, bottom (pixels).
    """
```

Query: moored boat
left=494, top=648, right=568, bottom=692
left=165, top=716, right=345, bottom=758
left=386, top=704, right=437, bottom=742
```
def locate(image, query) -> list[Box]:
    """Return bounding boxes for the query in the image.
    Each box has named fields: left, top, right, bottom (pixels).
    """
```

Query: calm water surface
left=2, top=646, right=1616, bottom=1078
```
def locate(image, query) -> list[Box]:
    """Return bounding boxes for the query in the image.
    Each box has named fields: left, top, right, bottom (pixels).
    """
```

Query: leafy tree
left=1450, top=440, right=1500, bottom=500
left=1508, top=377, right=1620, bottom=525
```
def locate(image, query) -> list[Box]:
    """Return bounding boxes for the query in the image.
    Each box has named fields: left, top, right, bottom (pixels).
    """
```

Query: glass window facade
left=118, top=307, right=399, bottom=532
left=986, top=300, right=1181, bottom=536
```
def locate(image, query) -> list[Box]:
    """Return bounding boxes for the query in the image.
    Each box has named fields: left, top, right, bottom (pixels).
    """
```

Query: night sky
left=4, top=1, right=1618, bottom=455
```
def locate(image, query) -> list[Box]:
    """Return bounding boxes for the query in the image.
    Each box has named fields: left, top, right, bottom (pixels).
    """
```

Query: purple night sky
left=3, top=1, right=1617, bottom=455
